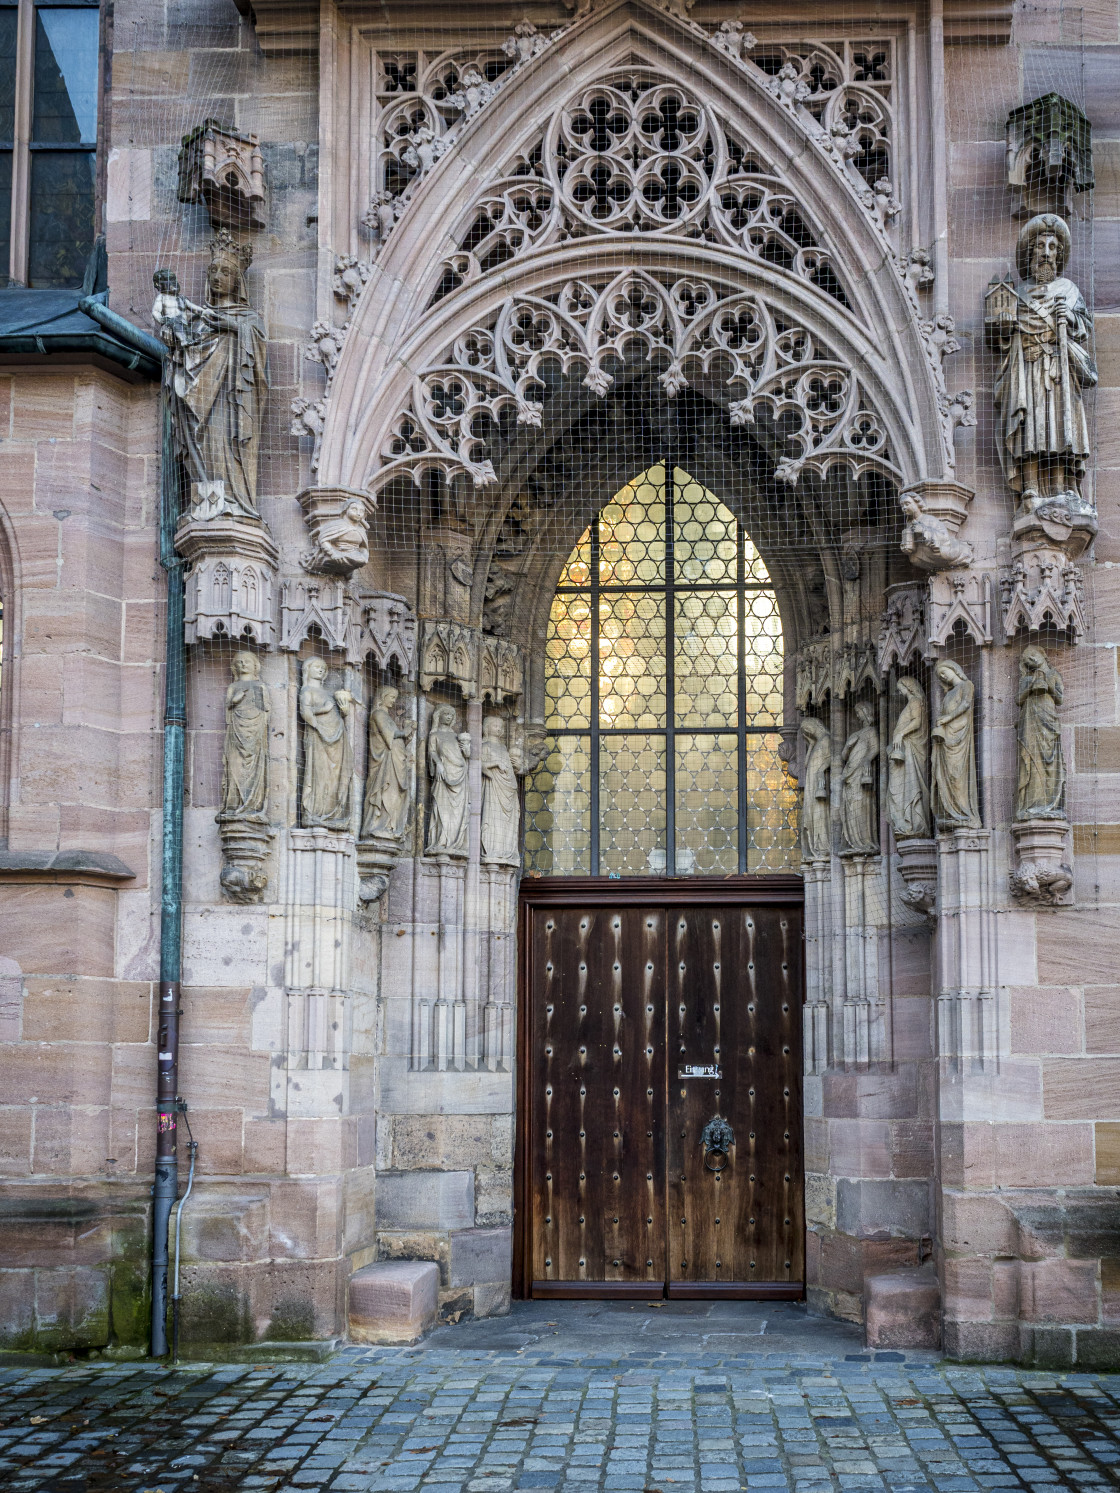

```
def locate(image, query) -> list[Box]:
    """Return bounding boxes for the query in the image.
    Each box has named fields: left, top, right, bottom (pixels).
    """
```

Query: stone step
left=864, top=1263, right=941, bottom=1350
left=348, top=1261, right=439, bottom=1345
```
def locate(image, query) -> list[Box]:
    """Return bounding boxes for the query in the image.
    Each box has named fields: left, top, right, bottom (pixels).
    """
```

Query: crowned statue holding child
left=155, top=229, right=269, bottom=523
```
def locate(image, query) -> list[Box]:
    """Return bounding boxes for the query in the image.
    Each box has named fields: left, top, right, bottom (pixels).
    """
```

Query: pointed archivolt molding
left=373, top=265, right=904, bottom=494
left=312, top=4, right=950, bottom=496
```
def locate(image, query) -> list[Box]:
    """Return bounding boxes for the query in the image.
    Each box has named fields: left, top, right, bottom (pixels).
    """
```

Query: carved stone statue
left=299, top=657, right=353, bottom=831
left=361, top=684, right=414, bottom=840
left=480, top=717, right=520, bottom=866
left=1016, top=645, right=1065, bottom=820
left=219, top=650, right=270, bottom=820
left=426, top=705, right=471, bottom=858
left=839, top=700, right=880, bottom=854
left=987, top=214, right=1097, bottom=522
left=216, top=650, right=273, bottom=903
left=887, top=676, right=930, bottom=840
left=160, top=230, right=268, bottom=521
left=931, top=661, right=980, bottom=829
left=800, top=716, right=831, bottom=861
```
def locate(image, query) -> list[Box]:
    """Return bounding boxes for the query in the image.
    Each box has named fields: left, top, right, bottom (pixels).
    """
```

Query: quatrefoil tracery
left=374, top=269, right=899, bottom=495
left=432, top=74, right=852, bottom=309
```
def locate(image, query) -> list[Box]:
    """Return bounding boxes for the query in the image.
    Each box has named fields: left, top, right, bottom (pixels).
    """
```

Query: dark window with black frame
left=0, top=0, right=99, bottom=288
left=524, top=462, right=799, bottom=877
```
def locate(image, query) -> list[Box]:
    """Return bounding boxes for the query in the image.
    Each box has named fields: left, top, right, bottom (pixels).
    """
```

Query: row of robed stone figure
left=218, top=652, right=521, bottom=866
left=800, top=648, right=1065, bottom=859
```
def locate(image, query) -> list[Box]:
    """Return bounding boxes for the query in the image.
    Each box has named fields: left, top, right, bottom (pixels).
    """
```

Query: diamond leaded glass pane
left=675, top=591, right=738, bottom=729
left=524, top=735, right=591, bottom=875
left=599, top=734, right=667, bottom=875
left=675, top=733, right=739, bottom=875
left=746, top=733, right=800, bottom=869
left=523, top=463, right=796, bottom=876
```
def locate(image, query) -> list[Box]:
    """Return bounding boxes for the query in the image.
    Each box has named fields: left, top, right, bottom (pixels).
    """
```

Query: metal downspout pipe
left=152, top=394, right=185, bottom=1359
left=80, top=295, right=186, bottom=1358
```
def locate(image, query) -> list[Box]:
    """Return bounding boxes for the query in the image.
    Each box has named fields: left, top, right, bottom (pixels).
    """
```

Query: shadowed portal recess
left=524, top=463, right=798, bottom=877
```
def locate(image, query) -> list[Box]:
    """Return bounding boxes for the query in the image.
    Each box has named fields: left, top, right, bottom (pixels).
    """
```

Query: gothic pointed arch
left=315, top=0, right=951, bottom=502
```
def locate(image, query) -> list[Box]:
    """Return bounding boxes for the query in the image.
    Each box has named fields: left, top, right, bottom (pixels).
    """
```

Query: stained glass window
left=524, top=464, right=799, bottom=876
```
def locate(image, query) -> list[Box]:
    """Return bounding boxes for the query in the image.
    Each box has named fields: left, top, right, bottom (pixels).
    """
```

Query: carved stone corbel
left=178, top=119, right=266, bottom=230
left=1009, top=820, right=1072, bottom=904
left=894, top=836, right=938, bottom=922
left=218, top=817, right=274, bottom=903
left=298, top=487, right=371, bottom=575
left=177, top=515, right=278, bottom=646
left=899, top=481, right=973, bottom=573
left=357, top=835, right=402, bottom=903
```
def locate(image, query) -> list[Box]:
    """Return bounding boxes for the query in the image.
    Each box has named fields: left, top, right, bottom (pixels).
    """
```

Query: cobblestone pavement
left=2, top=1301, right=1120, bottom=1493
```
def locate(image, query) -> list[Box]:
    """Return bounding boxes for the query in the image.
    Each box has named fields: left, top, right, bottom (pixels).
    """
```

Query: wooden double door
left=516, top=881, right=804, bottom=1299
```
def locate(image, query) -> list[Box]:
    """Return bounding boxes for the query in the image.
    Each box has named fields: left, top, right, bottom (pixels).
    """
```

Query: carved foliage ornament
left=375, top=270, right=898, bottom=494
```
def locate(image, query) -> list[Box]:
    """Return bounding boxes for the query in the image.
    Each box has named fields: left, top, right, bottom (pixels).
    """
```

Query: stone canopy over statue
left=157, top=229, right=269, bottom=522
left=986, top=214, right=1097, bottom=531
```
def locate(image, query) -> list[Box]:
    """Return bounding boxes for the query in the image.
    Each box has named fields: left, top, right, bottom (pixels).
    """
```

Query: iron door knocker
left=700, top=1115, right=734, bottom=1172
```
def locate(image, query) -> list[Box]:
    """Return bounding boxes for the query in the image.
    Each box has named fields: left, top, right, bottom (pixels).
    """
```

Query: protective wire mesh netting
left=110, top=1, right=1108, bottom=885
left=525, top=462, right=795, bottom=874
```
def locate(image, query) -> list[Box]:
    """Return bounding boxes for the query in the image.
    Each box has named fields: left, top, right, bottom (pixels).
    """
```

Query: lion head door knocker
left=700, top=1115, right=735, bottom=1172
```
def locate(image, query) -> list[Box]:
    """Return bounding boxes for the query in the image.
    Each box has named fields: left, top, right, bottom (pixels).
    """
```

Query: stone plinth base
left=349, top=1261, right=438, bottom=1344
left=864, top=1264, right=941, bottom=1349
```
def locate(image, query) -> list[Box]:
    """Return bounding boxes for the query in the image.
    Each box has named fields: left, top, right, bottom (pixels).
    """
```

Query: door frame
left=514, top=875, right=806, bottom=1300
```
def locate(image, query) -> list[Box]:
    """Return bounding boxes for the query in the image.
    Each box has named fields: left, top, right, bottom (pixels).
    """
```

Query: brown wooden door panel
left=666, top=906, right=803, bottom=1290
left=529, top=906, right=666, bottom=1291
left=522, top=889, right=803, bottom=1300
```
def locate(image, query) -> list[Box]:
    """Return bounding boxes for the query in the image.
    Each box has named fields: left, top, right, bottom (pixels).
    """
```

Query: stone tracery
left=374, top=269, right=900, bottom=494
left=431, top=74, right=850, bottom=307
